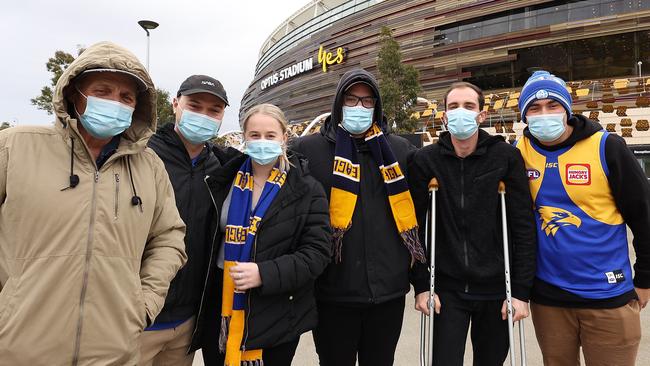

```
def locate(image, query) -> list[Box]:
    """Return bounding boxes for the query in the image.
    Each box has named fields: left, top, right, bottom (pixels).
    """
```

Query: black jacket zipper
left=188, top=176, right=220, bottom=351
left=460, top=159, right=470, bottom=293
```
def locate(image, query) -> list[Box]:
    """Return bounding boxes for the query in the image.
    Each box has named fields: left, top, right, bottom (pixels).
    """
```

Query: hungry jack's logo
left=566, top=164, right=591, bottom=185
left=538, top=206, right=582, bottom=236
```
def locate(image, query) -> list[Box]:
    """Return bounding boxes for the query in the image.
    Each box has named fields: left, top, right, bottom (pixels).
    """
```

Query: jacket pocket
left=134, top=274, right=148, bottom=329
left=0, top=277, right=17, bottom=327
left=473, top=167, right=503, bottom=182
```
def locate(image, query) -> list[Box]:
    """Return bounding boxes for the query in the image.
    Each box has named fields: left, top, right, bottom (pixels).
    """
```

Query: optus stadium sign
left=260, top=45, right=346, bottom=91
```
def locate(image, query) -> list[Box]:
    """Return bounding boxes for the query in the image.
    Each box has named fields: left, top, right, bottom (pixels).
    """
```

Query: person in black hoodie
left=142, top=75, right=236, bottom=366
left=516, top=71, right=650, bottom=366
left=291, top=68, right=428, bottom=366
left=408, top=82, right=537, bottom=366
left=199, top=103, right=332, bottom=366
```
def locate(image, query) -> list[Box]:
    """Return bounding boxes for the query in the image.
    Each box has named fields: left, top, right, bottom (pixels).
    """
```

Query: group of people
left=0, top=40, right=647, bottom=366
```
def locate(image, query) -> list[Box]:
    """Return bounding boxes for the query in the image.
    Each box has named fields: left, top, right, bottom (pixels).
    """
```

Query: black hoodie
left=147, top=124, right=222, bottom=324
left=524, top=114, right=650, bottom=308
left=408, top=129, right=538, bottom=300
left=291, top=68, right=429, bottom=304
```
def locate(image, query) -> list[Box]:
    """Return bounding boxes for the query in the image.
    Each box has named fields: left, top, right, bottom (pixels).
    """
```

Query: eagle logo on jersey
left=538, top=206, right=582, bottom=236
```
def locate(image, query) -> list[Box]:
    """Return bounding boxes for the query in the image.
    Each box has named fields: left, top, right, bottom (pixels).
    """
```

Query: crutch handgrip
left=498, top=181, right=506, bottom=194
left=428, top=177, right=439, bottom=191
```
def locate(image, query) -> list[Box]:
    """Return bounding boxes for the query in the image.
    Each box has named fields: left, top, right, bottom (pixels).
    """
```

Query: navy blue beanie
left=519, top=71, right=572, bottom=122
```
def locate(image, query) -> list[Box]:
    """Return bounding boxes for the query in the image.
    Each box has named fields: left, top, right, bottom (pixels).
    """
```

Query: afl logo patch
left=566, top=164, right=591, bottom=185
left=535, top=90, right=549, bottom=99
left=526, top=169, right=540, bottom=180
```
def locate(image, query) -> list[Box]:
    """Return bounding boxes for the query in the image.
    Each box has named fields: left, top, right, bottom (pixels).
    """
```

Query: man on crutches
left=409, top=82, right=537, bottom=366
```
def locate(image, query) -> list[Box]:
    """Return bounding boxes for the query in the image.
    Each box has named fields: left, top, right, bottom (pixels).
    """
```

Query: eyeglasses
left=343, top=93, right=377, bottom=108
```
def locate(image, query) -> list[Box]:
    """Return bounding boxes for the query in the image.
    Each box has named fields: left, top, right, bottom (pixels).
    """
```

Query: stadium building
left=238, top=0, right=650, bottom=177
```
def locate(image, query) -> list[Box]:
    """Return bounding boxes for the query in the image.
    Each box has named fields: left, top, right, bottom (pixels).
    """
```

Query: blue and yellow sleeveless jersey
left=516, top=132, right=633, bottom=299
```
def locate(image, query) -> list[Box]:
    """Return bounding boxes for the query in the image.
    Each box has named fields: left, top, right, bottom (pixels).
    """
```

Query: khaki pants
left=139, top=317, right=196, bottom=366
left=531, top=302, right=641, bottom=366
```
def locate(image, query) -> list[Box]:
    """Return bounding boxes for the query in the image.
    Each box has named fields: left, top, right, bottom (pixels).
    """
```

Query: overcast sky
left=1, top=0, right=308, bottom=132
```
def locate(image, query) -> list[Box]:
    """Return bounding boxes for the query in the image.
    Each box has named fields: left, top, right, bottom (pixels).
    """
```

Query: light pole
left=639, top=61, right=645, bottom=93
left=138, top=20, right=159, bottom=71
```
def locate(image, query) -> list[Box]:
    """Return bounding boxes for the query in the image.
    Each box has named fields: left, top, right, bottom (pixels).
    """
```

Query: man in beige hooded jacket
left=0, top=41, right=187, bottom=365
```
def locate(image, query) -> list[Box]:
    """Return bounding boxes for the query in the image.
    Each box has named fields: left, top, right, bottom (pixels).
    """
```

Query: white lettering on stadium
left=260, top=58, right=314, bottom=90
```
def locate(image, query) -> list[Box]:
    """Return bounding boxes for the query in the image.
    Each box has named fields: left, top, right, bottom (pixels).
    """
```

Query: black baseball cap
left=177, top=75, right=229, bottom=106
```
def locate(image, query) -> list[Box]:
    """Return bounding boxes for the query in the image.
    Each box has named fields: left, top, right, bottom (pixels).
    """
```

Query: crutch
left=419, top=178, right=438, bottom=366
left=498, top=181, right=527, bottom=366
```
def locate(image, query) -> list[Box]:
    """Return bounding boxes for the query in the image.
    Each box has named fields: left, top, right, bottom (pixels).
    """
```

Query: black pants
left=313, top=296, right=405, bottom=366
left=201, top=338, right=299, bottom=366
left=432, top=291, right=509, bottom=366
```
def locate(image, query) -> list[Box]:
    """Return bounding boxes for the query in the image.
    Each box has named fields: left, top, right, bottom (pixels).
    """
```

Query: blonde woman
left=197, top=104, right=332, bottom=366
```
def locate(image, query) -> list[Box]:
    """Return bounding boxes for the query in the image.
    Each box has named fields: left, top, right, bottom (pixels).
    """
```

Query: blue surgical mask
left=527, top=113, right=566, bottom=142
left=77, top=95, right=134, bottom=139
left=178, top=109, right=222, bottom=144
left=446, top=108, right=479, bottom=140
left=244, top=139, right=283, bottom=166
left=342, top=106, right=374, bottom=135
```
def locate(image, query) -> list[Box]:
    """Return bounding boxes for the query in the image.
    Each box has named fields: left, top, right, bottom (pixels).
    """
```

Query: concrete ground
left=194, top=239, right=650, bottom=365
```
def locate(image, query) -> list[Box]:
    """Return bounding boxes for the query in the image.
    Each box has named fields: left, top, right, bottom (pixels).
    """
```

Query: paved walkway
left=194, top=241, right=650, bottom=365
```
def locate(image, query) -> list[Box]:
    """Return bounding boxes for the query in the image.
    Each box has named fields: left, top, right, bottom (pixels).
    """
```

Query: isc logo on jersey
left=566, top=164, right=591, bottom=185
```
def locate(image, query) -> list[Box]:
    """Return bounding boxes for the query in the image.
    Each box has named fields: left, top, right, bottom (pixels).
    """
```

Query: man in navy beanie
left=515, top=70, right=650, bottom=365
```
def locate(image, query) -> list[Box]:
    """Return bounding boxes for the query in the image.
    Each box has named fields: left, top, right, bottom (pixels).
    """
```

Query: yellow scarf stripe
left=221, top=260, right=236, bottom=318
left=330, top=187, right=358, bottom=229
left=388, top=190, right=419, bottom=233
left=224, top=310, right=244, bottom=366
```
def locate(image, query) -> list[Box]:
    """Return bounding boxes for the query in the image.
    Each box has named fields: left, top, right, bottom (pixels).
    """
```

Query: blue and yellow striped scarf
left=330, top=123, right=425, bottom=264
left=220, top=158, right=287, bottom=366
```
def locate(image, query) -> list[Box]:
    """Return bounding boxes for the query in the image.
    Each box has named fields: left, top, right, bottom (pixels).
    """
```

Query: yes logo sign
left=318, top=45, right=345, bottom=72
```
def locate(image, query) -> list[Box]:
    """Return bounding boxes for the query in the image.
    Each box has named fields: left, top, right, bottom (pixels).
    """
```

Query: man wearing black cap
left=141, top=74, right=238, bottom=366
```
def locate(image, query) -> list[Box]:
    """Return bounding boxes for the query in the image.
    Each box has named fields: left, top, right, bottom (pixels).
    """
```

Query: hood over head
left=321, top=68, right=386, bottom=140
left=53, top=41, right=157, bottom=148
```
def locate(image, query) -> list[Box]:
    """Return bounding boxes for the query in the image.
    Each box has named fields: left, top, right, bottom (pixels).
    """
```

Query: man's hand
left=415, top=291, right=441, bottom=316
left=229, top=262, right=262, bottom=291
left=635, top=287, right=650, bottom=309
left=501, top=298, right=529, bottom=322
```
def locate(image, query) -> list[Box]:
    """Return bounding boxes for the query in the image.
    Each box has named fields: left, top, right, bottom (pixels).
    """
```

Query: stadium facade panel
left=240, top=0, right=650, bottom=177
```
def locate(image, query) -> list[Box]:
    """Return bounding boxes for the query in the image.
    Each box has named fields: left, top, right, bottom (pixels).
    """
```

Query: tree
left=155, top=88, right=175, bottom=128
left=377, top=26, right=421, bottom=134
left=31, top=47, right=84, bottom=115
left=0, top=122, right=12, bottom=131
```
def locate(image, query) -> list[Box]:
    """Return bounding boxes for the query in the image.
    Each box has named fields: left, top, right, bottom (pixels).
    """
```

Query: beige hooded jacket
left=0, top=42, right=187, bottom=365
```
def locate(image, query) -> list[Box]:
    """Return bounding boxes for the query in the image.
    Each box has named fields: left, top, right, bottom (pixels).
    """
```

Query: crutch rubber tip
left=428, top=178, right=439, bottom=190
left=498, top=181, right=506, bottom=194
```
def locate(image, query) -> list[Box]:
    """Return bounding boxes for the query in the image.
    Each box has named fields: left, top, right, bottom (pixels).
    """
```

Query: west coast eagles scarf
left=220, top=158, right=286, bottom=366
left=330, top=123, right=425, bottom=264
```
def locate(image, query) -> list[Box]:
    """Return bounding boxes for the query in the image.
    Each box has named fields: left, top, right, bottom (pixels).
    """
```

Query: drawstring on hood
left=127, top=155, right=143, bottom=212
left=60, top=138, right=144, bottom=213
left=61, top=138, right=80, bottom=191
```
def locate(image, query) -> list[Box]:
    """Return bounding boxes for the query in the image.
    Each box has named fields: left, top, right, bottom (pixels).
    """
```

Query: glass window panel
left=537, top=4, right=568, bottom=26
left=482, top=17, right=509, bottom=37
left=568, top=1, right=600, bottom=21
left=639, top=0, right=650, bottom=10
left=459, top=22, right=482, bottom=42
left=512, top=42, right=569, bottom=86
left=464, top=62, right=514, bottom=90
left=509, top=10, right=526, bottom=32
